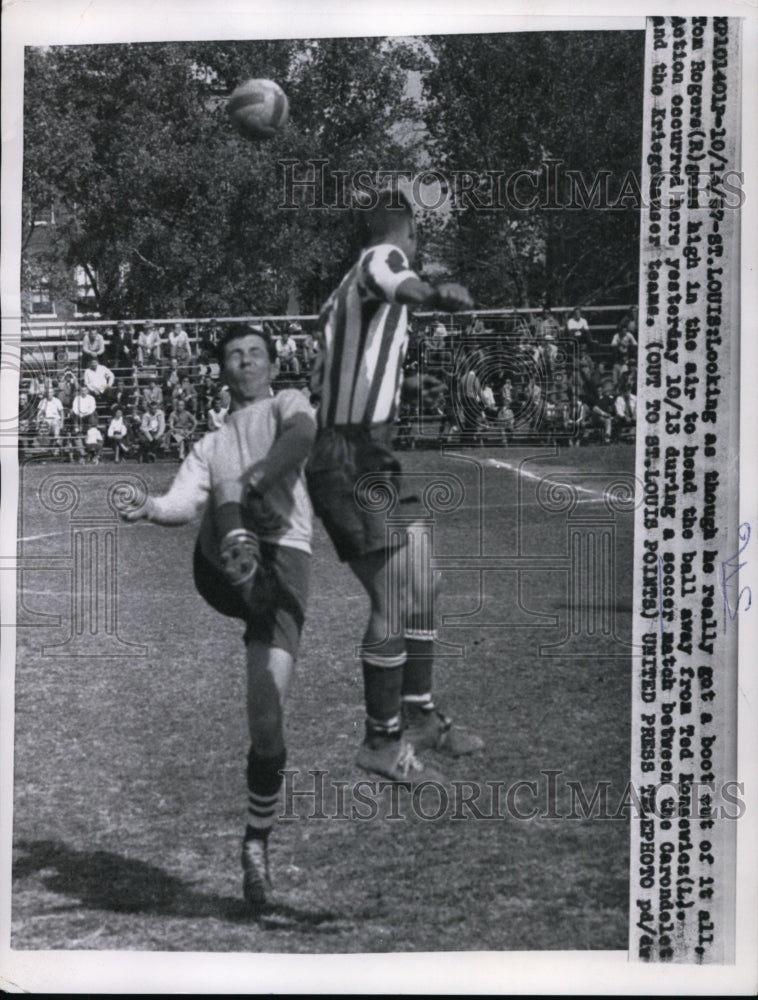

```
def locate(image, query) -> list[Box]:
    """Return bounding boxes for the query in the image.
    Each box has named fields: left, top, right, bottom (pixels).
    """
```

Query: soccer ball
left=227, top=78, right=289, bottom=140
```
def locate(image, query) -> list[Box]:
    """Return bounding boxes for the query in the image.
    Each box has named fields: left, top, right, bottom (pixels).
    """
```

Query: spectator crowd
left=19, top=308, right=638, bottom=462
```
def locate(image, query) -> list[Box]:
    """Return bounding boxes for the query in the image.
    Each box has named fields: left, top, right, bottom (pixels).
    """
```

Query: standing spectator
left=274, top=326, right=300, bottom=377
left=137, top=321, right=162, bottom=367
left=71, top=384, right=97, bottom=428
left=83, top=356, right=117, bottom=408
left=36, top=387, right=65, bottom=455
left=168, top=322, right=193, bottom=374
left=138, top=399, right=166, bottom=462
left=207, top=396, right=228, bottom=431
left=142, top=375, right=164, bottom=409
left=107, top=408, right=131, bottom=462
left=108, top=321, right=135, bottom=375
left=165, top=399, right=197, bottom=459
left=81, top=327, right=106, bottom=367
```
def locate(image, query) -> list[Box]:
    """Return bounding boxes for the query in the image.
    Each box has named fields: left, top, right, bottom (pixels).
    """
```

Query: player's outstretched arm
left=121, top=448, right=209, bottom=526
left=395, top=277, right=474, bottom=313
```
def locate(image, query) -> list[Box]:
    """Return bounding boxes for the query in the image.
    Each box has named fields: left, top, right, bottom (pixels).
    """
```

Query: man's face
left=88, top=358, right=98, bottom=370
left=221, top=334, right=274, bottom=405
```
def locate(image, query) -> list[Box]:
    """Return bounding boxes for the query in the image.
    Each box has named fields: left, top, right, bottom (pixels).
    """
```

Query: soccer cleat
left=356, top=734, right=447, bottom=786
left=402, top=706, right=485, bottom=757
left=241, top=837, right=271, bottom=907
left=219, top=529, right=259, bottom=590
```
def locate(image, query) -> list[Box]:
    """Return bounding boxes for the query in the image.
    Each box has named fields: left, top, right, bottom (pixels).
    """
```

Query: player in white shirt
left=122, top=326, right=316, bottom=908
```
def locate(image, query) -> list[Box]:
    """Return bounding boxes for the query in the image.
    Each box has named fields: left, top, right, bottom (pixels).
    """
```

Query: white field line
left=482, top=456, right=609, bottom=503
left=15, top=531, right=66, bottom=543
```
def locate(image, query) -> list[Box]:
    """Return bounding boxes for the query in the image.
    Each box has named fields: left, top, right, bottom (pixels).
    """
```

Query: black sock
left=362, top=653, right=405, bottom=737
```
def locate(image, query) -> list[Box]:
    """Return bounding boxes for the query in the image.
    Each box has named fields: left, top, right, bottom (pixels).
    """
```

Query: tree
left=21, top=38, right=429, bottom=319
left=421, top=31, right=645, bottom=309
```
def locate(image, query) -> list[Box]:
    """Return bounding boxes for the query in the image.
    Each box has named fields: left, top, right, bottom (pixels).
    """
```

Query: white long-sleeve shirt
left=150, top=389, right=314, bottom=560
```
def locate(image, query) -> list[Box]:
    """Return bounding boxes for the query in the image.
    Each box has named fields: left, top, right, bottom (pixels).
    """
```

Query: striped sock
left=245, top=746, right=286, bottom=841
left=362, top=651, right=406, bottom=738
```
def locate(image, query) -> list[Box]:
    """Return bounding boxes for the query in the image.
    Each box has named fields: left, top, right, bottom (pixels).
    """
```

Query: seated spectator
left=275, top=326, right=300, bottom=376
left=108, top=321, right=135, bottom=374
left=175, top=376, right=198, bottom=414
left=592, top=388, right=616, bottom=443
left=112, top=371, right=139, bottom=414
left=137, top=321, right=162, bottom=367
left=107, top=408, right=131, bottom=462
left=199, top=318, right=222, bottom=355
left=138, top=400, right=166, bottom=462
left=577, top=342, right=599, bottom=398
left=563, top=392, right=589, bottom=447
left=165, top=399, right=197, bottom=459
left=566, top=307, right=593, bottom=351
left=36, top=387, right=65, bottom=455
left=85, top=422, right=104, bottom=464
left=83, top=356, right=117, bottom=408
left=466, top=317, right=486, bottom=339
left=168, top=322, right=193, bottom=373
left=611, top=318, right=638, bottom=388
left=216, top=384, right=231, bottom=411
left=495, top=402, right=515, bottom=443
left=207, top=396, right=228, bottom=431
left=164, top=358, right=181, bottom=393
left=432, top=315, right=448, bottom=340
left=81, top=327, right=106, bottom=367
left=71, top=384, right=98, bottom=429
left=302, top=329, right=320, bottom=371
left=56, top=369, right=79, bottom=410
left=142, top=375, right=164, bottom=409
left=480, top=382, right=498, bottom=420
left=614, top=385, right=637, bottom=438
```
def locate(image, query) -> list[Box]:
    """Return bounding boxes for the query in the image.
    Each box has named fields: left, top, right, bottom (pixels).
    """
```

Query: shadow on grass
left=14, top=839, right=342, bottom=933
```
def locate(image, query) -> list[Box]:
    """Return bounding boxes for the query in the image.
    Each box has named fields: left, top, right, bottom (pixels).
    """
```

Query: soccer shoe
left=356, top=735, right=447, bottom=786
left=241, top=837, right=271, bottom=907
left=219, top=529, right=259, bottom=590
left=402, top=706, right=485, bottom=757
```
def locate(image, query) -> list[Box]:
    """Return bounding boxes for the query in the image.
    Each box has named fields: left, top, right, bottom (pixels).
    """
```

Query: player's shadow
left=14, top=839, right=341, bottom=933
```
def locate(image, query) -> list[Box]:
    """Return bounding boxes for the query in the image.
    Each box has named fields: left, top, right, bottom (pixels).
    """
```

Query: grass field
left=12, top=442, right=636, bottom=952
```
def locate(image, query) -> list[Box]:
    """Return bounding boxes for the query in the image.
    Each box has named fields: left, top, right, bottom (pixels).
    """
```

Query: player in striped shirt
left=307, top=188, right=484, bottom=784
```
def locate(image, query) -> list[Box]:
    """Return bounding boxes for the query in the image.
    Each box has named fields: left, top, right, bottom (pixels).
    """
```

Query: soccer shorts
left=193, top=540, right=309, bottom=656
left=306, top=424, right=420, bottom=563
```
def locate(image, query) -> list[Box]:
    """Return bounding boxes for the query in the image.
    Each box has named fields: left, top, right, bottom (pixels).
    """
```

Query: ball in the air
left=227, top=78, right=289, bottom=140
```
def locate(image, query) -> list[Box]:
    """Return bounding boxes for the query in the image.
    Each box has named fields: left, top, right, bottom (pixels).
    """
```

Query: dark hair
left=353, top=186, right=414, bottom=248
left=215, top=325, right=277, bottom=367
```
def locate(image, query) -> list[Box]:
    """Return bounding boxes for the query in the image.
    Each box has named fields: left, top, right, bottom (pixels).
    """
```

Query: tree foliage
left=22, top=33, right=643, bottom=319
left=421, top=31, right=645, bottom=308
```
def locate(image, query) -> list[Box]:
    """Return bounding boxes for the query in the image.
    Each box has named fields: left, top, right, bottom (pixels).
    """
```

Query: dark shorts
left=193, top=541, right=310, bottom=656
left=306, top=424, right=420, bottom=563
